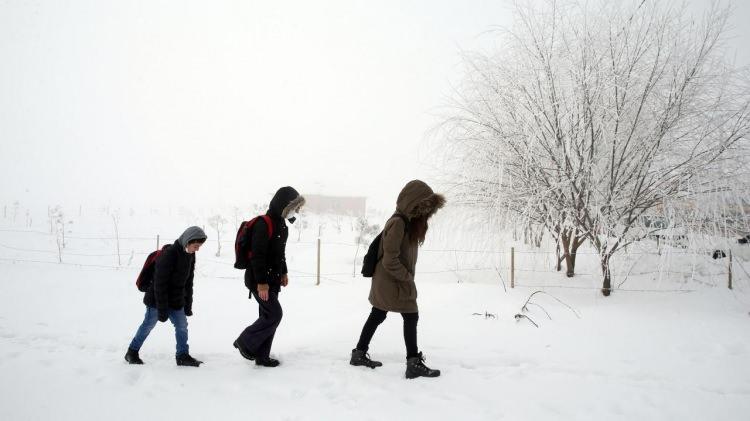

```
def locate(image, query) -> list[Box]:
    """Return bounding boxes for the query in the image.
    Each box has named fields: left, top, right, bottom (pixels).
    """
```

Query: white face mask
left=286, top=210, right=297, bottom=220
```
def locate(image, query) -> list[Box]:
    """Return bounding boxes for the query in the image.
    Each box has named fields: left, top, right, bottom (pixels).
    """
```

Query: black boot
left=124, top=348, right=144, bottom=365
left=233, top=340, right=255, bottom=361
left=255, top=357, right=280, bottom=367
left=176, top=353, right=203, bottom=367
left=405, top=352, right=440, bottom=379
left=350, top=349, right=382, bottom=369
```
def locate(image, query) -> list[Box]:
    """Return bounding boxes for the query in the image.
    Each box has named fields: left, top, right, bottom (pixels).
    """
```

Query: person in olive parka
left=125, top=226, right=207, bottom=367
left=350, top=180, right=445, bottom=379
left=233, top=186, right=305, bottom=367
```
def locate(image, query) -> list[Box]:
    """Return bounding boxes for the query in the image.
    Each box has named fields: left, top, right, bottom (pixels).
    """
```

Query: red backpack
left=136, top=244, right=172, bottom=292
left=233, top=215, right=274, bottom=269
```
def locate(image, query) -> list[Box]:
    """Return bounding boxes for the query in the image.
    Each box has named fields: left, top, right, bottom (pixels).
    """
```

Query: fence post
left=316, top=238, right=321, bottom=286
left=511, top=247, right=515, bottom=289
left=728, top=250, right=733, bottom=290
left=156, top=234, right=160, bottom=249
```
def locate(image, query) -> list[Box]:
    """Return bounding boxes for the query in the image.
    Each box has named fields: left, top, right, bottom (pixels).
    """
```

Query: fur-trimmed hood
left=282, top=195, right=306, bottom=219
left=396, top=180, right=446, bottom=219
left=268, top=186, right=305, bottom=220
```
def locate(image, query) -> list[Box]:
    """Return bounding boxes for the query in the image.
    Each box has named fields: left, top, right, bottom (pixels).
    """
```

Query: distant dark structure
left=303, top=194, right=366, bottom=217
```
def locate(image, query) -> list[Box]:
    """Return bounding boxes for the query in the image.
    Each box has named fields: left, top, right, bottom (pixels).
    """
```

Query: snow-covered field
left=1, top=209, right=750, bottom=420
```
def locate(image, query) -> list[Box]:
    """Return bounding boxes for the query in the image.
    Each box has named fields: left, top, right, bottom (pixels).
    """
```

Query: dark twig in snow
left=526, top=302, right=552, bottom=320
left=514, top=313, right=538, bottom=328
left=522, top=290, right=581, bottom=319
left=617, top=259, right=639, bottom=289
left=494, top=265, right=508, bottom=292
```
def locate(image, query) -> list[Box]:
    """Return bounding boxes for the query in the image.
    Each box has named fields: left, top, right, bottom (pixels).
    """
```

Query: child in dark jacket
left=233, top=187, right=305, bottom=367
left=125, top=226, right=207, bottom=367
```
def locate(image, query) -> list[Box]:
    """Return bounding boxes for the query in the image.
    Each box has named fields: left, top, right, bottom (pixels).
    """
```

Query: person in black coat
left=234, top=186, right=305, bottom=367
left=125, top=226, right=207, bottom=367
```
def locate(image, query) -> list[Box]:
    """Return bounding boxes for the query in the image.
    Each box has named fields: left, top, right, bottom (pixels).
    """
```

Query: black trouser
left=237, top=291, right=283, bottom=359
left=356, top=307, right=419, bottom=359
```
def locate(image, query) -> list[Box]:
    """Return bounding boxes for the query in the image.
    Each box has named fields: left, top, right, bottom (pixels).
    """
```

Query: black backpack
left=233, top=215, right=274, bottom=269
left=361, top=214, right=408, bottom=277
left=136, top=244, right=172, bottom=292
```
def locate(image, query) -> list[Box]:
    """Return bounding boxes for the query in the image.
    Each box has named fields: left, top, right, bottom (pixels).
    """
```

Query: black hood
left=268, top=186, right=301, bottom=219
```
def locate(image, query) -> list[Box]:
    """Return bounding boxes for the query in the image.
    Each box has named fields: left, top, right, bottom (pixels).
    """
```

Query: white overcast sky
left=1, top=0, right=748, bottom=211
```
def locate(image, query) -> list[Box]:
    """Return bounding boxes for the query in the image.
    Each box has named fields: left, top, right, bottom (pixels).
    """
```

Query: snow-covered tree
left=48, top=205, right=66, bottom=261
left=441, top=0, right=750, bottom=295
left=48, top=205, right=69, bottom=249
left=208, top=214, right=227, bottom=257
left=292, top=209, right=309, bottom=241
left=112, top=211, right=121, bottom=266
left=12, top=201, right=19, bottom=223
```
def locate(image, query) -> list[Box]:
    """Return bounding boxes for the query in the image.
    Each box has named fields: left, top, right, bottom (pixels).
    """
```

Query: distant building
left=303, top=194, right=366, bottom=217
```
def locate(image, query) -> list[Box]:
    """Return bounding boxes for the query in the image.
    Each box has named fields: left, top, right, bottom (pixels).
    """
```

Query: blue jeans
left=128, top=306, right=189, bottom=356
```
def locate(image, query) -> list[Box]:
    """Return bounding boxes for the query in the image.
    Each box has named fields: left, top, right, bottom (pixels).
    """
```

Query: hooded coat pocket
left=396, top=281, right=417, bottom=301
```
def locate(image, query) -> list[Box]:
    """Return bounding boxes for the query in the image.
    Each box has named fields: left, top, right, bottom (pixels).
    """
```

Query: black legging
left=356, top=307, right=419, bottom=359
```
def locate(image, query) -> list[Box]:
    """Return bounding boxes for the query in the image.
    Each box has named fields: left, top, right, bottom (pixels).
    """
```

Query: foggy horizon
left=2, top=0, right=749, bottom=213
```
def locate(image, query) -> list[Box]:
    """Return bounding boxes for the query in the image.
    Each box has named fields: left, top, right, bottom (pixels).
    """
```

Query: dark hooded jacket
left=244, top=187, right=306, bottom=295
left=368, top=180, right=445, bottom=313
left=144, top=226, right=207, bottom=312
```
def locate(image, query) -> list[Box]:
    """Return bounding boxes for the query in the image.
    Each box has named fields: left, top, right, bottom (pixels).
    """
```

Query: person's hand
left=281, top=274, right=289, bottom=287
left=184, top=308, right=193, bottom=317
left=158, top=309, right=169, bottom=322
left=257, top=283, right=269, bottom=301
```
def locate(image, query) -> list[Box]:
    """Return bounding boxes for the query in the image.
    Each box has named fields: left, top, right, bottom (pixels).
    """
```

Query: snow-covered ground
left=1, top=208, right=750, bottom=420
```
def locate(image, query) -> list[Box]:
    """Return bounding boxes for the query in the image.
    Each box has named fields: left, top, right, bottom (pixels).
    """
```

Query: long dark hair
left=409, top=215, right=428, bottom=246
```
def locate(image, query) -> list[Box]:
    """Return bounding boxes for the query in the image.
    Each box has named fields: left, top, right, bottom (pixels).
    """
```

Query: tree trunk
left=353, top=243, right=360, bottom=277
left=215, top=229, right=221, bottom=257
left=560, top=229, right=577, bottom=277
left=568, top=235, right=584, bottom=277
left=559, top=228, right=585, bottom=277
left=566, top=254, right=579, bottom=277
left=534, top=229, right=543, bottom=248
left=560, top=230, right=570, bottom=275
left=524, top=224, right=531, bottom=246
left=601, top=253, right=612, bottom=296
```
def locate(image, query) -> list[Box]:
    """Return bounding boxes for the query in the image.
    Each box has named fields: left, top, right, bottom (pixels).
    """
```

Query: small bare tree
left=12, top=201, right=19, bottom=223
left=251, top=203, right=266, bottom=217
left=292, top=209, right=309, bottom=241
left=112, top=211, right=121, bottom=266
left=208, top=214, right=227, bottom=257
left=48, top=205, right=68, bottom=261
left=232, top=206, right=242, bottom=233
left=48, top=205, right=68, bottom=248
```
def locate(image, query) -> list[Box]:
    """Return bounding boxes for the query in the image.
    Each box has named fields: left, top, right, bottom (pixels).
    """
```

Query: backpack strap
left=155, top=243, right=170, bottom=258
left=259, top=215, right=274, bottom=238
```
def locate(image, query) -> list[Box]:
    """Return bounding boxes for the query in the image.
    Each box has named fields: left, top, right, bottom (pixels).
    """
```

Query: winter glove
left=184, top=308, right=193, bottom=317
left=158, top=309, right=169, bottom=322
